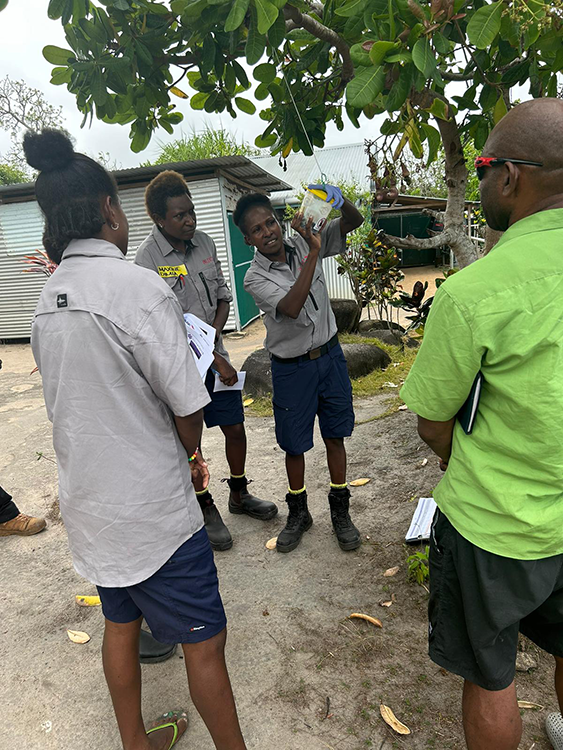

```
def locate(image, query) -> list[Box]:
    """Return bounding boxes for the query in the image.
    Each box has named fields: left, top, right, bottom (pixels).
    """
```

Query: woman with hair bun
left=27, top=130, right=247, bottom=750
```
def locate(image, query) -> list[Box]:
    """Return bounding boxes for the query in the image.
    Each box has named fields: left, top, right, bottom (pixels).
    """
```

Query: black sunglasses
left=474, top=156, right=544, bottom=181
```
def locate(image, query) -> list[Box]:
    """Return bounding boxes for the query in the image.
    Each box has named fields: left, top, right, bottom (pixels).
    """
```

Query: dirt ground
left=0, top=298, right=557, bottom=749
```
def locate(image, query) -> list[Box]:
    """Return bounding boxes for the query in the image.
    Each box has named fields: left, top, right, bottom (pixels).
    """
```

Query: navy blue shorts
left=203, top=368, right=244, bottom=428
left=96, top=528, right=227, bottom=644
left=271, top=342, right=354, bottom=456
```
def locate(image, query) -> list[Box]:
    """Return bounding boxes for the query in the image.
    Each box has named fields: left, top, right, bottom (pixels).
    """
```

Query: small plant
left=22, top=249, right=58, bottom=277
left=407, top=546, right=430, bottom=586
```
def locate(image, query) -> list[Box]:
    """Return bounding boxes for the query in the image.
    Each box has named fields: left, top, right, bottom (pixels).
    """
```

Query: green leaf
left=232, top=60, right=249, bottom=88
left=479, top=83, right=497, bottom=112
left=131, top=127, right=151, bottom=153
left=346, top=66, right=385, bottom=108
left=224, top=0, right=250, bottom=31
left=235, top=96, right=257, bottom=114
left=412, top=38, right=436, bottom=77
left=135, top=41, right=153, bottom=70
left=190, top=92, right=209, bottom=109
left=253, top=62, right=276, bottom=83
left=201, top=36, right=215, bottom=76
left=245, top=14, right=266, bottom=64
left=406, top=120, right=423, bottom=158
left=254, top=82, right=270, bottom=100
left=385, top=64, right=413, bottom=112
left=267, top=10, right=285, bottom=48
left=253, top=0, right=278, bottom=33
left=47, top=0, right=67, bottom=19
left=493, top=94, right=508, bottom=124
left=428, top=97, right=449, bottom=120
left=113, top=0, right=130, bottom=10
left=50, top=66, right=73, bottom=85
left=42, top=45, right=74, bottom=65
left=433, top=31, right=450, bottom=56
left=79, top=17, right=109, bottom=44
left=369, top=41, right=399, bottom=66
left=255, top=133, right=276, bottom=148
left=91, top=69, right=108, bottom=106
left=343, top=14, right=365, bottom=41
left=350, top=43, right=372, bottom=67
left=421, top=123, right=440, bottom=165
left=466, top=2, right=503, bottom=50
left=335, top=0, right=364, bottom=17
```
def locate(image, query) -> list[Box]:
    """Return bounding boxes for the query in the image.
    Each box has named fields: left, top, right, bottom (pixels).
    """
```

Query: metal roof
left=251, top=143, right=370, bottom=205
left=374, top=194, right=480, bottom=213
left=0, top=155, right=291, bottom=203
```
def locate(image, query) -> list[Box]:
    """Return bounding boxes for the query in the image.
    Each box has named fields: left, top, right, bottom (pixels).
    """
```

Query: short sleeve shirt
left=243, top=219, right=346, bottom=357
left=135, top=226, right=233, bottom=361
left=401, top=209, right=563, bottom=560
left=31, top=238, right=211, bottom=587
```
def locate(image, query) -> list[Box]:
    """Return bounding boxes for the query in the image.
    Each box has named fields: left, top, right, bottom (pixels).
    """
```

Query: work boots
left=227, top=476, right=278, bottom=520
left=328, top=487, right=361, bottom=551
left=197, top=491, right=233, bottom=551
left=276, top=491, right=313, bottom=553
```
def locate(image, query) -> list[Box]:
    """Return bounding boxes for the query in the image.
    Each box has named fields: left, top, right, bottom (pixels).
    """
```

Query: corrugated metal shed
left=251, top=143, right=370, bottom=206
left=0, top=156, right=289, bottom=340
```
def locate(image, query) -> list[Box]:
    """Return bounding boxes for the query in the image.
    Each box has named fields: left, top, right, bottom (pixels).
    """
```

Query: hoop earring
left=111, top=222, right=120, bottom=231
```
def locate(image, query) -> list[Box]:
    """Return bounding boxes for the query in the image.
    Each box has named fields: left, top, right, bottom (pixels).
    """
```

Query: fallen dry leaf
left=517, top=700, right=544, bottom=710
left=420, top=458, right=428, bottom=467
left=349, top=613, right=383, bottom=628
left=379, top=600, right=393, bottom=608
left=243, top=398, right=254, bottom=407
left=382, top=382, right=399, bottom=388
left=67, top=629, right=91, bottom=644
left=383, top=566, right=400, bottom=577
left=398, top=404, right=408, bottom=411
left=380, top=704, right=411, bottom=735
left=265, top=536, right=278, bottom=550
left=75, top=595, right=101, bottom=607
left=350, top=478, right=371, bottom=487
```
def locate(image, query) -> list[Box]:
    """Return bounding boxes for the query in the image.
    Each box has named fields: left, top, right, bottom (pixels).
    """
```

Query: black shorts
left=428, top=509, right=563, bottom=691
left=203, top=368, right=244, bottom=428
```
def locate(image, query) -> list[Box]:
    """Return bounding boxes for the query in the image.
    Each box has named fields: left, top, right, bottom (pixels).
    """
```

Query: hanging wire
left=270, top=44, right=329, bottom=187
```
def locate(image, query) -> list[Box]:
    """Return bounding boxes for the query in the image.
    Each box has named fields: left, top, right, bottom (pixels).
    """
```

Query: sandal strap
left=146, top=721, right=179, bottom=749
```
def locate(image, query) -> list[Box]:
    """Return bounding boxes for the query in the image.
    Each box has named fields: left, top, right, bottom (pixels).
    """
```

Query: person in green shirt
left=401, top=97, right=563, bottom=750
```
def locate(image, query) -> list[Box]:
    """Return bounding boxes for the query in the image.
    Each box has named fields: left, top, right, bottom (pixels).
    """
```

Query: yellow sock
left=288, top=485, right=306, bottom=495
left=195, top=488, right=210, bottom=496
left=330, top=482, right=347, bottom=490
left=230, top=472, right=246, bottom=479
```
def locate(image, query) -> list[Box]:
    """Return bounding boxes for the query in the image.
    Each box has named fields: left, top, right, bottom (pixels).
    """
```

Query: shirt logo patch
left=56, top=294, right=68, bottom=308
left=202, top=256, right=214, bottom=264
left=190, top=625, right=206, bottom=632
left=158, top=264, right=188, bottom=278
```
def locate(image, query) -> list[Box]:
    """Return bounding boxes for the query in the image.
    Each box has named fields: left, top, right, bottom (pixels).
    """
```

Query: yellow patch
left=158, top=264, right=187, bottom=278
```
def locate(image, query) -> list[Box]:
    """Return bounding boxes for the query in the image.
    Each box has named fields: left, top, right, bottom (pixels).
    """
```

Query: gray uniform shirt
left=244, top=220, right=346, bottom=358
left=135, top=226, right=233, bottom=361
left=31, top=238, right=211, bottom=588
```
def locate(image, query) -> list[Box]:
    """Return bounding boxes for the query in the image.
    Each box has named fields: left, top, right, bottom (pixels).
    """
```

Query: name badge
left=158, top=264, right=188, bottom=278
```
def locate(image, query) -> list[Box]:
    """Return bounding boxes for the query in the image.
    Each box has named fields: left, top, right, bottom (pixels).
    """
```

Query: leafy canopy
left=145, top=125, right=261, bottom=165
left=33, top=0, right=563, bottom=163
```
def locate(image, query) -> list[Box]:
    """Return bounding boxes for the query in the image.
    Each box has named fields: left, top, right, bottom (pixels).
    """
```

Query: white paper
left=213, top=371, right=246, bottom=392
left=405, top=497, right=437, bottom=543
left=183, top=313, right=216, bottom=381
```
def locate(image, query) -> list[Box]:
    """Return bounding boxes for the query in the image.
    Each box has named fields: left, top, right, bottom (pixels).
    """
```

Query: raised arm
left=276, top=214, right=321, bottom=320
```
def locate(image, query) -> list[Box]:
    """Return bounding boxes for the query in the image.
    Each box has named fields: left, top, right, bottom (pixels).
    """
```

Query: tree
left=0, top=76, right=63, bottom=170
left=146, top=125, right=261, bottom=165
left=0, top=162, right=28, bottom=185
left=27, top=0, right=563, bottom=266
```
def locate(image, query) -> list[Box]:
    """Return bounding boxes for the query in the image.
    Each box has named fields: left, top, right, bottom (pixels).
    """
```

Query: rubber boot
left=276, top=491, right=313, bottom=553
left=328, top=487, right=361, bottom=551
left=197, top=491, right=232, bottom=551
left=139, top=629, right=177, bottom=664
left=227, top=476, right=278, bottom=520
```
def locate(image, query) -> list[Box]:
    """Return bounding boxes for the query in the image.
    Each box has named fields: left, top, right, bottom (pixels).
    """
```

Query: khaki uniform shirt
left=31, top=239, right=210, bottom=588
left=135, top=226, right=233, bottom=361
left=244, top=220, right=345, bottom=358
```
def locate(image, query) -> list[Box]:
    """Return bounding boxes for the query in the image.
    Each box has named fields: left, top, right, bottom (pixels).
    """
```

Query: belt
left=271, top=334, right=339, bottom=364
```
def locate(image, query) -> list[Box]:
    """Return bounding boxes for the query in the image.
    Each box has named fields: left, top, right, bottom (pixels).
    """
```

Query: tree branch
left=284, top=5, right=354, bottom=81
left=440, top=69, right=474, bottom=81
left=379, top=231, right=448, bottom=251
left=422, top=207, right=444, bottom=221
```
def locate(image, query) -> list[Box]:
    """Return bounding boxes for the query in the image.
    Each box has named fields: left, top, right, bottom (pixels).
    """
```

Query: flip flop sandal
left=146, top=710, right=188, bottom=750
left=546, top=712, right=563, bottom=750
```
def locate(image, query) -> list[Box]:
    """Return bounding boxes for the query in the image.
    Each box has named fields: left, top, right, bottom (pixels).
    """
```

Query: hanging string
left=269, top=43, right=329, bottom=187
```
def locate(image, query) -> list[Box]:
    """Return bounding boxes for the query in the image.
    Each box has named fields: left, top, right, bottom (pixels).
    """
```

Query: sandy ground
left=0, top=279, right=557, bottom=750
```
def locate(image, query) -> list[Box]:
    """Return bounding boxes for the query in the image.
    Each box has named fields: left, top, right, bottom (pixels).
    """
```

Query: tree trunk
left=481, top=227, right=503, bottom=256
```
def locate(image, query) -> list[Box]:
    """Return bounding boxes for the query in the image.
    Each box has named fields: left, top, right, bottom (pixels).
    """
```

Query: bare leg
left=182, top=628, right=246, bottom=750
left=462, top=679, right=522, bottom=750
left=221, top=423, right=246, bottom=505
left=102, top=617, right=182, bottom=750
left=323, top=437, right=346, bottom=484
left=554, top=656, right=563, bottom=713
left=285, top=453, right=305, bottom=490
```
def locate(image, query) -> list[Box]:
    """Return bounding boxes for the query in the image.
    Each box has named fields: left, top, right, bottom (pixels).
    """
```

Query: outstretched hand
left=291, top=212, right=322, bottom=254
left=308, top=183, right=344, bottom=210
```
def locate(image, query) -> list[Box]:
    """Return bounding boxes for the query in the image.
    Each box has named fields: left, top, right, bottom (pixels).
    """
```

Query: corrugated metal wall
left=0, top=177, right=237, bottom=340
left=324, top=256, right=355, bottom=301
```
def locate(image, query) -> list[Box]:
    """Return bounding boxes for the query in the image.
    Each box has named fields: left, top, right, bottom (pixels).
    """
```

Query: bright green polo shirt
left=401, top=209, right=563, bottom=560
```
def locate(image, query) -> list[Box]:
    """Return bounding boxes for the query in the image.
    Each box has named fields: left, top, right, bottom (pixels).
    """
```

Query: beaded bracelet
left=188, top=447, right=199, bottom=463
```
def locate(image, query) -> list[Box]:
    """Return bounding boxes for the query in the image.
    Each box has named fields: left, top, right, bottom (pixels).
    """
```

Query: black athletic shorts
left=428, top=509, right=563, bottom=691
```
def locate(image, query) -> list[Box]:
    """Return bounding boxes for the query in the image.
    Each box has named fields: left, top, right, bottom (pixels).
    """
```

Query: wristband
left=188, top=447, right=199, bottom=463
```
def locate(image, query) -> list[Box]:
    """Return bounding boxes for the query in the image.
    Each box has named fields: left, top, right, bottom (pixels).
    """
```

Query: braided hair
left=23, top=129, right=119, bottom=264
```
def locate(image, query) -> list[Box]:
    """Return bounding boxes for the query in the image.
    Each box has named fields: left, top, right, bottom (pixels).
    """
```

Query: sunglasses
left=474, top=156, right=544, bottom=181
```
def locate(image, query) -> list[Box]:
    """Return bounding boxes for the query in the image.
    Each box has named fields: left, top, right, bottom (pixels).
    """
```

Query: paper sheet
left=405, top=497, right=437, bottom=544
left=213, top=371, right=246, bottom=392
left=183, top=313, right=216, bottom=381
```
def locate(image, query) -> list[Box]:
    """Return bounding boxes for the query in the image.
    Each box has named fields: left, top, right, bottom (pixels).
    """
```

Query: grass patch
left=244, top=336, right=418, bottom=418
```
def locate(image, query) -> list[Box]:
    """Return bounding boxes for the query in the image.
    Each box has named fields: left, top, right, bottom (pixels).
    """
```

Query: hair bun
left=23, top=128, right=75, bottom=173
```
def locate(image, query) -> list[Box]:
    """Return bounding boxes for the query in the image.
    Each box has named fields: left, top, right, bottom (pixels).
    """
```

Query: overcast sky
left=0, top=0, right=369, bottom=169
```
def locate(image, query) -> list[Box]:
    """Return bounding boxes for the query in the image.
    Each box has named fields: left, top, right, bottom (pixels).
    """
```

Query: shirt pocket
left=306, top=269, right=325, bottom=317
left=198, top=267, right=219, bottom=308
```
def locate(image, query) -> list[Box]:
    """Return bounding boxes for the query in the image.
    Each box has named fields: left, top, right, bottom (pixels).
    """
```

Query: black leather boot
left=328, top=487, right=361, bottom=551
left=227, top=476, right=278, bottom=520
left=139, top=629, right=177, bottom=664
left=276, top=491, right=313, bottom=553
left=197, top=491, right=233, bottom=551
